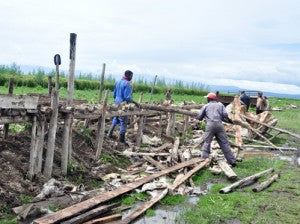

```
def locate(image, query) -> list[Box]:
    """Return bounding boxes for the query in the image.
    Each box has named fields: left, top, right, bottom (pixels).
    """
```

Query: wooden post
left=44, top=54, right=60, bottom=178
left=136, top=93, right=144, bottom=146
left=29, top=115, right=37, bottom=180
left=96, top=90, right=109, bottom=158
left=61, top=34, right=77, bottom=172
left=98, top=63, right=106, bottom=103
left=166, top=113, right=176, bottom=136
left=183, top=115, right=189, bottom=133
left=233, top=96, right=242, bottom=148
left=158, top=113, right=163, bottom=137
left=149, top=75, right=157, bottom=102
left=36, top=117, right=45, bottom=174
left=48, top=76, right=52, bottom=96
left=3, top=78, right=14, bottom=139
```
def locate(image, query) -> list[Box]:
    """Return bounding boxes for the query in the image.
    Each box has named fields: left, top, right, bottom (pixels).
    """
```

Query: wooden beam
left=34, top=158, right=202, bottom=224
left=60, top=203, right=120, bottom=224
left=0, top=95, right=39, bottom=109
left=98, top=63, right=106, bottom=103
left=220, top=168, right=274, bottom=194
left=119, top=189, right=168, bottom=224
left=252, top=173, right=279, bottom=192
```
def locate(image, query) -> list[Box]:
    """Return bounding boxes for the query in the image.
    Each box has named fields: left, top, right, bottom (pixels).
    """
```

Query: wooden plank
left=0, top=95, right=39, bottom=109
left=143, top=156, right=166, bottom=170
left=34, top=158, right=202, bottom=224
left=98, top=63, right=106, bottom=103
left=96, top=90, right=109, bottom=158
left=44, top=90, right=59, bottom=178
left=61, top=203, right=120, bottom=224
left=169, top=158, right=210, bottom=191
left=220, top=168, right=274, bottom=194
left=119, top=189, right=168, bottom=224
left=217, top=160, right=237, bottom=179
left=83, top=214, right=122, bottom=224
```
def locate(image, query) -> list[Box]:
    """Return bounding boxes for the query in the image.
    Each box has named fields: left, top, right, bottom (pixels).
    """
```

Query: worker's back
left=113, top=78, right=132, bottom=104
left=198, top=101, right=228, bottom=122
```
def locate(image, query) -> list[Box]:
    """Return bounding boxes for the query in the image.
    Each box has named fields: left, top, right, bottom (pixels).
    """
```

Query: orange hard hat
left=205, top=92, right=217, bottom=100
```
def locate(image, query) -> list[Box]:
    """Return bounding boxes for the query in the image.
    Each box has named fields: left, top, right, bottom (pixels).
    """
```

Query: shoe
left=231, top=163, right=237, bottom=167
left=107, top=124, right=115, bottom=138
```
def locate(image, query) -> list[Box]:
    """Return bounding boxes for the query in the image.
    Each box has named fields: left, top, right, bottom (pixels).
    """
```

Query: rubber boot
left=120, top=133, right=129, bottom=146
left=107, top=124, right=116, bottom=138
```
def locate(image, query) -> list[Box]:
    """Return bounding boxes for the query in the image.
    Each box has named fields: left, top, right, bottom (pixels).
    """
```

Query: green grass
left=99, top=152, right=131, bottom=169
left=182, top=157, right=300, bottom=224
left=160, top=195, right=187, bottom=206
left=146, top=209, right=155, bottom=216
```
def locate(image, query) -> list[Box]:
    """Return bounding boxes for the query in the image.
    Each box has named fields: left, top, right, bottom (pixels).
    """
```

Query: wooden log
left=83, top=214, right=122, bottom=224
left=29, top=115, right=38, bottom=180
left=119, top=188, right=168, bottom=224
left=217, top=160, right=237, bottom=179
left=143, top=156, right=166, bottom=170
left=0, top=95, right=39, bottom=109
left=96, top=90, right=109, bottom=158
left=233, top=96, right=243, bottom=148
left=252, top=173, right=280, bottom=192
left=33, top=158, right=202, bottom=224
left=60, top=203, right=120, bottom=224
left=219, top=168, right=274, bottom=194
left=48, top=76, right=52, bottom=96
left=0, top=116, right=31, bottom=125
left=67, top=33, right=76, bottom=106
left=169, top=158, right=210, bottom=191
left=136, top=93, right=144, bottom=147
left=98, top=63, right=106, bottom=103
left=241, top=114, right=300, bottom=140
left=44, top=90, right=59, bottom=178
left=3, top=78, right=14, bottom=139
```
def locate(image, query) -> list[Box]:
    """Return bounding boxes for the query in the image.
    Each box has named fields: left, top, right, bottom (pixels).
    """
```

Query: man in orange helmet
left=197, top=92, right=237, bottom=166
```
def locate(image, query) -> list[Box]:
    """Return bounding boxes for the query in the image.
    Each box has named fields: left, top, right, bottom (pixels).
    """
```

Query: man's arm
left=123, top=84, right=133, bottom=103
left=197, top=106, right=206, bottom=121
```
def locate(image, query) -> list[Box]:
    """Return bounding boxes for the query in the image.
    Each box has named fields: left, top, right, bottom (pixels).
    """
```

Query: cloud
left=0, top=0, right=300, bottom=94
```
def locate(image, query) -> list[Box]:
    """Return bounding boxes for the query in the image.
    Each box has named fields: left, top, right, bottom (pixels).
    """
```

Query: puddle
left=122, top=196, right=199, bottom=224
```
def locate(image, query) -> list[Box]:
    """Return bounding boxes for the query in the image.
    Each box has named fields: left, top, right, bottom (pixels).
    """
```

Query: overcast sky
left=1, top=0, right=300, bottom=94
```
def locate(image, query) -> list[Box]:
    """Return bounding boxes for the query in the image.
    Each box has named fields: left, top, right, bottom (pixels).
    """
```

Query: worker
left=256, top=91, right=269, bottom=114
left=197, top=92, right=237, bottom=166
left=107, top=70, right=138, bottom=145
left=166, top=88, right=172, bottom=101
left=240, top=90, right=250, bottom=111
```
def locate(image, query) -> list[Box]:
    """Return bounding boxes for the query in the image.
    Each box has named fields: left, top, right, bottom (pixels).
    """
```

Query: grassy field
left=1, top=85, right=300, bottom=224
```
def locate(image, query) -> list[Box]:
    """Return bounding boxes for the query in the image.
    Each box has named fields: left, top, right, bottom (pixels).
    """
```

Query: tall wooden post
left=29, top=115, right=37, bottom=180
left=96, top=90, right=109, bottom=158
left=44, top=54, right=61, bottom=178
left=158, top=114, right=163, bottom=138
left=149, top=75, right=157, bottom=102
left=183, top=115, right=189, bottom=133
left=48, top=76, right=52, bottom=96
left=3, top=78, right=14, bottom=139
left=98, top=63, right=106, bottom=103
left=62, top=33, right=77, bottom=173
left=136, top=93, right=144, bottom=146
left=36, top=116, right=45, bottom=174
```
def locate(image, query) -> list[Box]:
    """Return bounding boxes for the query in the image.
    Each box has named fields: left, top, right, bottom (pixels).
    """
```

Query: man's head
left=205, top=92, right=217, bottom=102
left=124, top=70, right=133, bottom=81
left=240, top=90, right=245, bottom=95
left=258, top=91, right=263, bottom=97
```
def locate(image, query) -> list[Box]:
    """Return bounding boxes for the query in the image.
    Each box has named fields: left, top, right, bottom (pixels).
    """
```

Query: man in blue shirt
left=108, top=70, right=135, bottom=145
left=240, top=91, right=250, bottom=111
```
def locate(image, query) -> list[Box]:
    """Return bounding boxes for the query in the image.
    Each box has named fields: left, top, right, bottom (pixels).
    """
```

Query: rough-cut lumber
left=171, top=137, right=180, bottom=162
left=217, top=160, right=237, bottom=179
left=98, top=63, right=106, bottom=103
left=83, top=214, right=122, bottom=224
left=36, top=117, right=45, bottom=173
left=169, top=158, right=209, bottom=191
left=243, top=144, right=298, bottom=151
left=0, top=95, right=39, bottom=109
left=29, top=115, right=37, bottom=180
left=143, top=156, right=166, bottom=170
left=136, top=93, right=144, bottom=147
left=96, top=90, right=109, bottom=158
left=123, top=151, right=170, bottom=157
left=0, top=115, right=31, bottom=125
left=220, top=168, right=274, bottom=194
left=60, top=203, right=120, bottom=224
left=233, top=96, right=243, bottom=148
left=44, top=90, right=59, bottom=178
left=252, top=173, right=280, bottom=192
left=34, top=158, right=202, bottom=224
left=119, top=189, right=168, bottom=224
left=3, top=78, right=14, bottom=139
left=241, top=114, right=300, bottom=140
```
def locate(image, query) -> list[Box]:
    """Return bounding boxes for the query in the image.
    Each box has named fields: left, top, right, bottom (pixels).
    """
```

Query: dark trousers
left=201, top=121, right=236, bottom=164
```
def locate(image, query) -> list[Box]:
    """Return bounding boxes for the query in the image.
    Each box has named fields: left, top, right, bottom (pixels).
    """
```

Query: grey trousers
left=201, top=121, right=236, bottom=164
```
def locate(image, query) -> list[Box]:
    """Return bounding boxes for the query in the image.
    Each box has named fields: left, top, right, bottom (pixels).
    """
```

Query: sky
left=1, top=0, right=300, bottom=94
